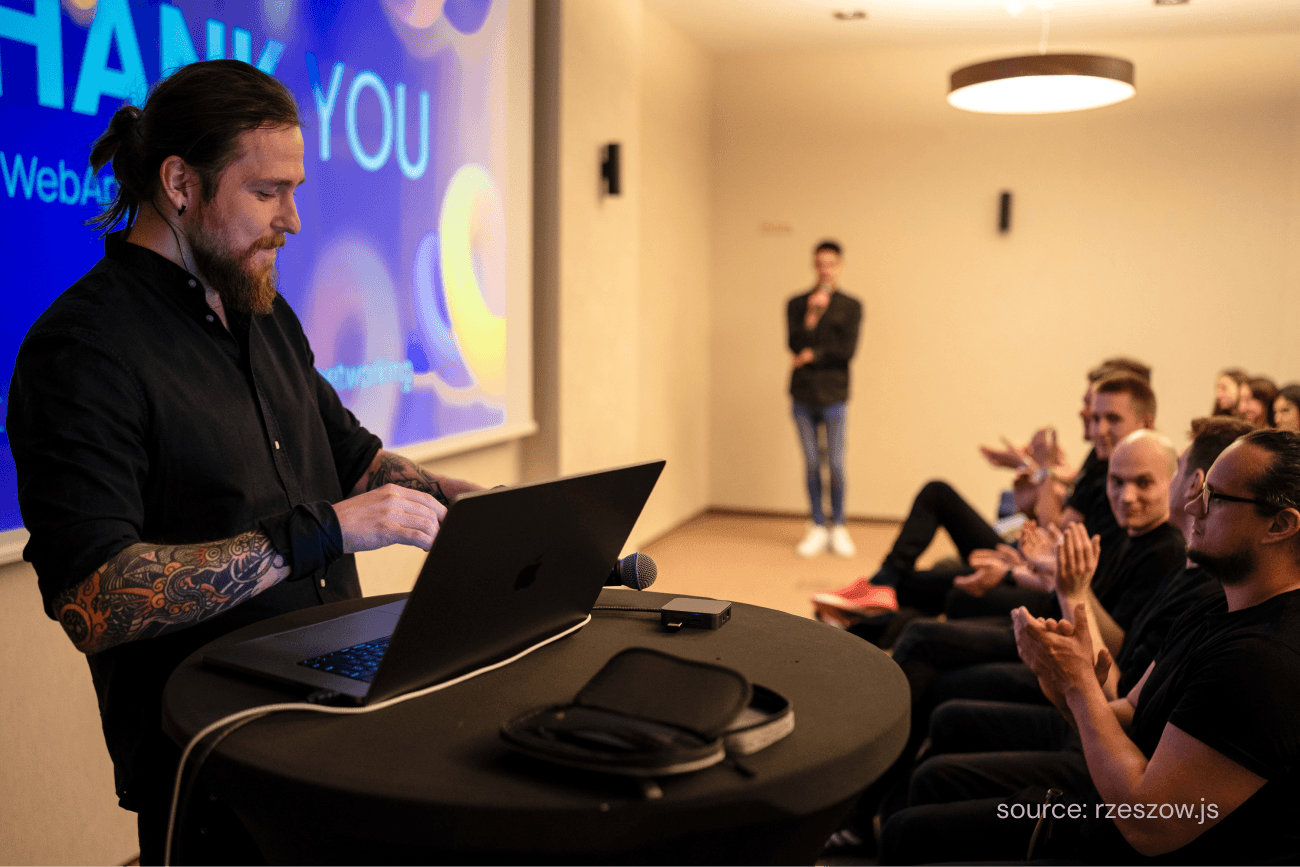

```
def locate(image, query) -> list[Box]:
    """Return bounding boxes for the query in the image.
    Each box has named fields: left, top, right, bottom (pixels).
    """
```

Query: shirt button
left=319, top=579, right=327, bottom=588
left=188, top=279, right=197, bottom=288
left=205, top=314, right=214, bottom=323
left=274, top=441, right=281, bottom=450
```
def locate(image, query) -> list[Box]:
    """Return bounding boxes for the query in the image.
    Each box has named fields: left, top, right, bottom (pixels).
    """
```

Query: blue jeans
left=792, top=400, right=846, bottom=526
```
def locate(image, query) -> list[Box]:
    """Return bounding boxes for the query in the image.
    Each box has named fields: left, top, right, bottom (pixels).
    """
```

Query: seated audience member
left=1237, top=375, right=1277, bottom=427
left=1273, top=384, right=1300, bottom=432
left=880, top=428, right=1300, bottom=865
left=982, top=357, right=1152, bottom=520
left=894, top=418, right=1251, bottom=836
left=821, top=426, right=1186, bottom=858
left=1046, top=431, right=1183, bottom=689
left=946, top=373, right=1158, bottom=621
left=1212, top=367, right=1247, bottom=417
left=887, top=428, right=1184, bottom=751
left=813, top=369, right=1152, bottom=627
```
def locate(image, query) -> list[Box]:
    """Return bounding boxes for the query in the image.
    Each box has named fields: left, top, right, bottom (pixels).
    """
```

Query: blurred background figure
left=1212, top=367, right=1248, bottom=416
left=787, top=240, right=863, bottom=558
left=1274, top=384, right=1300, bottom=432
left=1238, top=375, right=1278, bottom=427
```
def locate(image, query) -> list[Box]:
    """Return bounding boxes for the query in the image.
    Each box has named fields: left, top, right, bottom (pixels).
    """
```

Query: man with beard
left=878, top=428, right=1300, bottom=863
left=6, top=61, right=477, bottom=864
left=874, top=419, right=1250, bottom=864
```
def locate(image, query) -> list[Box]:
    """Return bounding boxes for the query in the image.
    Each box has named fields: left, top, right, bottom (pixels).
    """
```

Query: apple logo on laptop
left=515, top=556, right=543, bottom=591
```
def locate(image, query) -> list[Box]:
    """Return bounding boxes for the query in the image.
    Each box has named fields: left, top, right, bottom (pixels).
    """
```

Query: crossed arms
left=51, top=450, right=478, bottom=655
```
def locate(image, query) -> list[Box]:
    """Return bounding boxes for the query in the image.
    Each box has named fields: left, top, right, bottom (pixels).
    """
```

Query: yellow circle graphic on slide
left=439, top=164, right=506, bottom=397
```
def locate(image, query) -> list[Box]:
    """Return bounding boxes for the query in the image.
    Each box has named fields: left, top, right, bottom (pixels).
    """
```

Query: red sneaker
left=811, top=577, right=898, bottom=623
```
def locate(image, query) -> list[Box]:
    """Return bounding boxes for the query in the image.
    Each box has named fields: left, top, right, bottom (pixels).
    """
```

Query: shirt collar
left=104, top=229, right=209, bottom=305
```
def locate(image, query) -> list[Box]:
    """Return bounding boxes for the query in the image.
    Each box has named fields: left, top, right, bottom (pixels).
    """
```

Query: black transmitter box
left=660, top=598, right=732, bottom=630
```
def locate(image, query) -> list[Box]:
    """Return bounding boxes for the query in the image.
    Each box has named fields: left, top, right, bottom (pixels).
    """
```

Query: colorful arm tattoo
left=52, top=532, right=288, bottom=655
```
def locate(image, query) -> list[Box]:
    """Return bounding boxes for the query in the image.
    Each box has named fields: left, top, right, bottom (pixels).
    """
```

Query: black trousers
left=877, top=481, right=1058, bottom=618
left=885, top=480, right=1005, bottom=570
left=880, top=700, right=1092, bottom=865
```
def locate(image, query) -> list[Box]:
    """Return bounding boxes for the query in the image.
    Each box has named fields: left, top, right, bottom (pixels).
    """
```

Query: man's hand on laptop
left=335, top=484, right=448, bottom=552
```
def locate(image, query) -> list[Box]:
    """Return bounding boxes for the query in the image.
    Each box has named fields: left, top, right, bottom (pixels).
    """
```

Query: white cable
left=163, top=613, right=592, bottom=866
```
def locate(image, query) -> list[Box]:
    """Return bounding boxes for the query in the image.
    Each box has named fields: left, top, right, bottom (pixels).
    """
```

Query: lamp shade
left=948, top=54, right=1135, bottom=114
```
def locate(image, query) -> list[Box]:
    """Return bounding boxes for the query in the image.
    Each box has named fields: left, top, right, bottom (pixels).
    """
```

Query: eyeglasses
left=1199, top=482, right=1277, bottom=512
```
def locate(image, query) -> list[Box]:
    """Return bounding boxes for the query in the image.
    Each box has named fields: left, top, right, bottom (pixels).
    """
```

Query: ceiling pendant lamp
left=947, top=8, right=1135, bottom=114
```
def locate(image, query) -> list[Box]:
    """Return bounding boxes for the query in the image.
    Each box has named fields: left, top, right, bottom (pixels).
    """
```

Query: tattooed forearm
left=365, top=452, right=450, bottom=505
left=52, top=532, right=289, bottom=655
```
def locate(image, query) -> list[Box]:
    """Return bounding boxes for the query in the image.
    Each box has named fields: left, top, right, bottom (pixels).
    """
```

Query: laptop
left=204, top=460, right=665, bottom=705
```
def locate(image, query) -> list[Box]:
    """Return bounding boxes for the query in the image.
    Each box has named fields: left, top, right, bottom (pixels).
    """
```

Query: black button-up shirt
left=6, top=231, right=381, bottom=807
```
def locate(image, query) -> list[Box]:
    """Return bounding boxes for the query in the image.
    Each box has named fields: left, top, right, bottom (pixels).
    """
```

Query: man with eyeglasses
left=1007, top=428, right=1300, bottom=863
left=874, top=418, right=1251, bottom=865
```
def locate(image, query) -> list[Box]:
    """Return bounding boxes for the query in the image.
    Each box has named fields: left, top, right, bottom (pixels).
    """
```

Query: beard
left=186, top=220, right=281, bottom=316
left=1187, top=546, right=1254, bottom=586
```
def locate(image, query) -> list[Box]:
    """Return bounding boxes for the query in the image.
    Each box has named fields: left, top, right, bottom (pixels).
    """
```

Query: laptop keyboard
left=298, top=636, right=391, bottom=683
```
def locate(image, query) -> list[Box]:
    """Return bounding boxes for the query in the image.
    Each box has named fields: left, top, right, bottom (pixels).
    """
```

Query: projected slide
left=0, top=0, right=512, bottom=536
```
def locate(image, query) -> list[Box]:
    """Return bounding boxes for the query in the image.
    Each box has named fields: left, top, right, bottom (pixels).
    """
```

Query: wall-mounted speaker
left=601, top=142, right=621, bottom=196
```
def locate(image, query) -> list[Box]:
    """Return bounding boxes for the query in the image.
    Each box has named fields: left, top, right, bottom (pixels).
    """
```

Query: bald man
left=1052, top=430, right=1182, bottom=688
left=881, top=429, right=1300, bottom=864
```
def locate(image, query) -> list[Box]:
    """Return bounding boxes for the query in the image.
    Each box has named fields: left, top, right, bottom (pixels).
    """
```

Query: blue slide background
left=0, top=0, right=509, bottom=535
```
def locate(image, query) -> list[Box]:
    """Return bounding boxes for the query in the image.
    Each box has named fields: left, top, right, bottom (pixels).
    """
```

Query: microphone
left=605, top=552, right=657, bottom=590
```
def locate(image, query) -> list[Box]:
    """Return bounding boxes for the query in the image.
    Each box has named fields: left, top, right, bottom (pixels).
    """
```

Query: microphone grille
left=622, top=552, right=658, bottom=590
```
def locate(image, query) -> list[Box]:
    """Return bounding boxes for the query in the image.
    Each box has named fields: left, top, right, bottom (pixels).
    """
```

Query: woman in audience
left=1238, top=376, right=1278, bottom=426
left=1274, top=384, right=1300, bottom=432
left=1212, top=368, right=1247, bottom=416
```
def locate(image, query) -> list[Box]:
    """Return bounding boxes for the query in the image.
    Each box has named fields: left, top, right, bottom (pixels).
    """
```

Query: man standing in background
left=789, top=240, right=863, bottom=557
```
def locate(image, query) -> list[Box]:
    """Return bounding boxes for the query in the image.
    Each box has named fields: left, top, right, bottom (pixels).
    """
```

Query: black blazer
left=787, top=288, right=862, bottom=405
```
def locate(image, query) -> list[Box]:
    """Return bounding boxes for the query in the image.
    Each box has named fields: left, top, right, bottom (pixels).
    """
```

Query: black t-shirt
left=1115, top=564, right=1223, bottom=694
left=1082, top=589, right=1300, bottom=864
left=7, top=233, right=382, bottom=809
left=1091, top=522, right=1185, bottom=636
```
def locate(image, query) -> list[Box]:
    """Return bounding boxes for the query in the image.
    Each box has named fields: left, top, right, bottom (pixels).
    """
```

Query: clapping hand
left=953, top=548, right=1013, bottom=597
left=1055, top=522, right=1101, bottom=599
left=1017, top=520, right=1059, bottom=590
left=1028, top=426, right=1066, bottom=471
left=1012, top=604, right=1113, bottom=709
left=980, top=436, right=1031, bottom=471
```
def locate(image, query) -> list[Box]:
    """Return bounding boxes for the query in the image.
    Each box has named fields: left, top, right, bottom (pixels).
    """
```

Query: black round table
left=163, top=588, right=909, bottom=865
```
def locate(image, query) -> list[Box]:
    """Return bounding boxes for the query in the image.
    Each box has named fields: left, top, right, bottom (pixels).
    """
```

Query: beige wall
left=710, top=30, right=1300, bottom=524
left=528, top=0, right=712, bottom=548
left=0, top=559, right=139, bottom=865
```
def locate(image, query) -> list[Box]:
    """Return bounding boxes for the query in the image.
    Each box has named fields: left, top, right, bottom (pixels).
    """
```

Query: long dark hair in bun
left=88, top=59, right=302, bottom=235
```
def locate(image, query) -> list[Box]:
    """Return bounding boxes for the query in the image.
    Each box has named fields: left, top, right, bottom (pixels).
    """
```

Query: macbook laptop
left=204, top=460, right=665, bottom=705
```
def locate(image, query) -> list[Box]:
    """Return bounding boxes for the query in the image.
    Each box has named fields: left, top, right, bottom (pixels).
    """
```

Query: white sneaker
left=829, top=524, right=857, bottom=558
left=796, top=523, right=830, bottom=557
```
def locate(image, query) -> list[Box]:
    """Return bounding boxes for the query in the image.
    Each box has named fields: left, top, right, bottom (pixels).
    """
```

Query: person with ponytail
left=6, top=60, right=479, bottom=863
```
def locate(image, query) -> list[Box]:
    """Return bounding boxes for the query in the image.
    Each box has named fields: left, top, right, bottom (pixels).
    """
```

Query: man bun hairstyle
left=89, top=59, right=303, bottom=236
left=1095, top=372, right=1157, bottom=421
left=1187, top=416, right=1257, bottom=476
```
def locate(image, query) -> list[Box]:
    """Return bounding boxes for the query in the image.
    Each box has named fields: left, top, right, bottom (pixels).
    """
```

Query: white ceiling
left=643, top=0, right=1300, bottom=52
